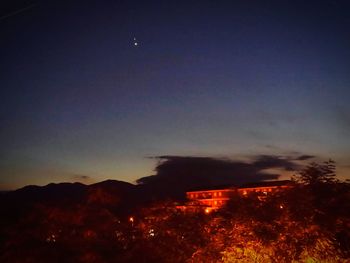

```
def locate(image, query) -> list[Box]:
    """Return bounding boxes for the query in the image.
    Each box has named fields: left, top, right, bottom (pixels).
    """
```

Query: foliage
left=0, top=161, right=349, bottom=262
left=292, top=160, right=337, bottom=185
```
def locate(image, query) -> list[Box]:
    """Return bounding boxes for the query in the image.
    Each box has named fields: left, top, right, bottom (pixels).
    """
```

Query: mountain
left=0, top=180, right=144, bottom=228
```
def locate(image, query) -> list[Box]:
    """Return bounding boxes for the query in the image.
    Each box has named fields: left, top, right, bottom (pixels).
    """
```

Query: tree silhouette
left=292, top=160, right=337, bottom=185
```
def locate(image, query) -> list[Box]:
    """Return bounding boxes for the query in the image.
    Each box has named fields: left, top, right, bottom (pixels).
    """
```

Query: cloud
left=294, top=155, right=315, bottom=161
left=136, top=154, right=308, bottom=197
left=72, top=174, right=92, bottom=182
left=252, top=155, right=299, bottom=171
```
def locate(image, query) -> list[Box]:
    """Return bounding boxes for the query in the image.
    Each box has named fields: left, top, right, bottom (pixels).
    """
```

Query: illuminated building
left=237, top=180, right=291, bottom=197
left=184, top=180, right=291, bottom=212
left=185, top=188, right=236, bottom=212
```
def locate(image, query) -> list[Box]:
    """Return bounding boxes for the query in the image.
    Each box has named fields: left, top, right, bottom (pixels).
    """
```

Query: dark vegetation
left=0, top=161, right=349, bottom=262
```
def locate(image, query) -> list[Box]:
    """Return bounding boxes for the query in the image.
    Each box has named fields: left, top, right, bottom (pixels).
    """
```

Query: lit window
left=214, top=192, right=217, bottom=197
left=219, top=192, right=222, bottom=196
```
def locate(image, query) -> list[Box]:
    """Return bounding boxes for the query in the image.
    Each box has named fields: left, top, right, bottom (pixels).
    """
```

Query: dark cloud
left=252, top=155, right=299, bottom=171
left=294, top=155, right=315, bottom=161
left=136, top=155, right=305, bottom=198
left=72, top=174, right=91, bottom=182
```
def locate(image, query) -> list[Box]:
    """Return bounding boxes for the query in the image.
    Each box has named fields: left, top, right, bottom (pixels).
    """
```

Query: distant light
left=133, top=36, right=139, bottom=46
left=205, top=208, right=210, bottom=214
left=279, top=205, right=284, bottom=209
left=46, top=234, right=56, bottom=243
left=129, top=216, right=134, bottom=222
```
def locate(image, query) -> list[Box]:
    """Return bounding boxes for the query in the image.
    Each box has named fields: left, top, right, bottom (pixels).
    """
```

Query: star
left=133, top=37, right=138, bottom=47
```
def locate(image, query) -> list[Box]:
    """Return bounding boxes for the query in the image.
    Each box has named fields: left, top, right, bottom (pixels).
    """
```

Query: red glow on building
left=184, top=180, right=292, bottom=212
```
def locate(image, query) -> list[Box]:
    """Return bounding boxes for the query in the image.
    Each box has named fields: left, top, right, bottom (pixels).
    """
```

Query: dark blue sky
left=1, top=0, right=350, bottom=189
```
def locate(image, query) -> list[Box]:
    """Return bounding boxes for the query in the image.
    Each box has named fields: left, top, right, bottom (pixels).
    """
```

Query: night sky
left=1, top=0, right=350, bottom=190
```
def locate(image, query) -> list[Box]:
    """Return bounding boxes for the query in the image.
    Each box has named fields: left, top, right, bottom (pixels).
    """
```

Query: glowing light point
left=133, top=37, right=139, bottom=47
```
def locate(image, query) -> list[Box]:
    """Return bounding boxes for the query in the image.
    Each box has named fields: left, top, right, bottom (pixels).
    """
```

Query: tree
left=292, top=160, right=337, bottom=185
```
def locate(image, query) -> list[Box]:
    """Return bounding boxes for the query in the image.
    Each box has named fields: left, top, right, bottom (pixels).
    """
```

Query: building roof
left=187, top=184, right=237, bottom=192
left=186, top=180, right=292, bottom=193
left=239, top=180, right=292, bottom=189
